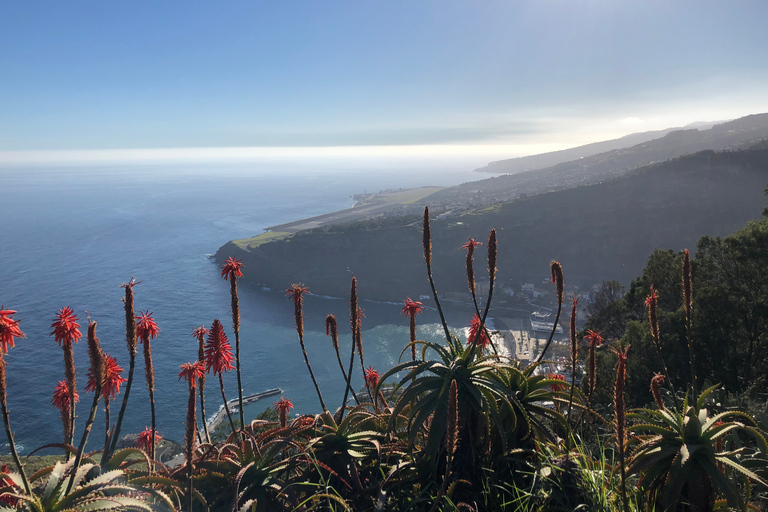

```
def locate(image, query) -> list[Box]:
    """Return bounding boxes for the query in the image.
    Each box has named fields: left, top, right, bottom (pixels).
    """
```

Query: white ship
left=530, top=311, right=563, bottom=333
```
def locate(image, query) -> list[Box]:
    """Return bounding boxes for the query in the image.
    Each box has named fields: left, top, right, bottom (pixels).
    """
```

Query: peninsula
left=216, top=115, right=768, bottom=301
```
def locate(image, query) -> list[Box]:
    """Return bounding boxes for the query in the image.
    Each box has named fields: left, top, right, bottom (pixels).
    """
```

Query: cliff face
left=216, top=150, right=768, bottom=300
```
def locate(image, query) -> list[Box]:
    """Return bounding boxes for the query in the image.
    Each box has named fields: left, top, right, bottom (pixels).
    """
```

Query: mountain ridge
left=217, top=147, right=768, bottom=301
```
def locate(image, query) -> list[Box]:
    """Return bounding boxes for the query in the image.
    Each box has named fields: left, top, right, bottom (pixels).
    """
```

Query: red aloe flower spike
left=222, top=257, right=244, bottom=432
left=85, top=321, right=105, bottom=395
left=650, top=373, right=666, bottom=410
left=192, top=326, right=210, bottom=443
left=65, top=319, right=103, bottom=493
left=52, top=380, right=80, bottom=410
left=136, top=426, right=162, bottom=454
left=220, top=257, right=244, bottom=280
left=487, top=229, right=497, bottom=286
left=585, top=329, right=603, bottom=400
left=535, top=261, right=565, bottom=364
left=287, top=284, right=327, bottom=411
left=566, top=293, right=581, bottom=423
left=585, top=330, right=603, bottom=347
left=548, top=261, right=564, bottom=305
left=401, top=298, right=424, bottom=361
left=0, top=307, right=25, bottom=354
left=51, top=307, right=81, bottom=448
left=97, top=354, right=125, bottom=454
left=569, top=294, right=580, bottom=365
left=548, top=373, right=566, bottom=392
left=205, top=319, right=235, bottom=375
left=52, top=380, right=80, bottom=444
left=136, top=311, right=160, bottom=342
left=326, top=315, right=339, bottom=351
left=286, top=284, right=310, bottom=338
left=462, top=238, right=483, bottom=251
left=273, top=397, right=294, bottom=427
left=178, top=362, right=205, bottom=387
left=136, top=311, right=159, bottom=464
left=192, top=326, right=209, bottom=340
left=364, top=366, right=380, bottom=389
left=100, top=355, right=127, bottom=401
left=179, top=360, right=202, bottom=512
left=682, top=248, right=692, bottom=320
left=613, top=344, right=630, bottom=511
left=51, top=307, right=82, bottom=347
left=462, top=238, right=483, bottom=296
left=467, top=314, right=490, bottom=351
left=423, top=206, right=432, bottom=268
left=646, top=285, right=660, bottom=341
left=207, top=326, right=238, bottom=438
left=401, top=298, right=424, bottom=318
left=107, top=279, right=140, bottom=461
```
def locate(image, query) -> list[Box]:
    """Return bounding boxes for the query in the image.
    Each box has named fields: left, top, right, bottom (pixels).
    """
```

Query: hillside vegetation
left=217, top=148, right=768, bottom=300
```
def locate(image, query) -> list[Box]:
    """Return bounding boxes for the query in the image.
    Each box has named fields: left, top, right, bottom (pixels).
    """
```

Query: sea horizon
left=1, top=156, right=501, bottom=451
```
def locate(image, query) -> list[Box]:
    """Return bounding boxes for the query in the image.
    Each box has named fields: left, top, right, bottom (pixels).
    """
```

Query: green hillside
left=217, top=148, right=768, bottom=300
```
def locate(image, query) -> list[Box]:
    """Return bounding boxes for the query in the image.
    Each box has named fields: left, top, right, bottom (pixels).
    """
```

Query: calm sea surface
left=0, top=157, right=495, bottom=451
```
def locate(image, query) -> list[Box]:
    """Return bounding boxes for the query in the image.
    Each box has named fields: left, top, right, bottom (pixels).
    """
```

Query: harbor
left=206, top=388, right=282, bottom=431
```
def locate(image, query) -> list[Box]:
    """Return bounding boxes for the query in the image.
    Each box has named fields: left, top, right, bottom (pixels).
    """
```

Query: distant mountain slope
left=429, top=113, right=768, bottom=208
left=217, top=148, right=768, bottom=300
left=476, top=128, right=680, bottom=175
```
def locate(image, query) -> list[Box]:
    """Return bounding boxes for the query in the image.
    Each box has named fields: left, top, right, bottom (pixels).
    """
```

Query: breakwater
left=207, top=388, right=282, bottom=431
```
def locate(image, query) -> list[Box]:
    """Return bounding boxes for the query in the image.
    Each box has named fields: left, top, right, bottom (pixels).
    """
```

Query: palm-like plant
left=195, top=423, right=301, bottom=512
left=378, top=335, right=520, bottom=480
left=627, top=385, right=768, bottom=511
left=492, top=364, right=573, bottom=451
left=0, top=459, right=175, bottom=512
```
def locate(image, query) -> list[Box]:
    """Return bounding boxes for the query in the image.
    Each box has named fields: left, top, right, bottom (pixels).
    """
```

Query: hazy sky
left=2, top=1, right=767, bottom=158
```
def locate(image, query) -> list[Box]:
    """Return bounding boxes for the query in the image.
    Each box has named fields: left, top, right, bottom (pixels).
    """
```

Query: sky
left=1, top=0, right=767, bottom=161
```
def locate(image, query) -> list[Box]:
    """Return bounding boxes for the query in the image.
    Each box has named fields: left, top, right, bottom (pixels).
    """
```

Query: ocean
left=0, top=156, right=498, bottom=452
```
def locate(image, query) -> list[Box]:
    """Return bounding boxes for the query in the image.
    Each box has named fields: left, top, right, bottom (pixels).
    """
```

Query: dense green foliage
left=586, top=199, right=768, bottom=409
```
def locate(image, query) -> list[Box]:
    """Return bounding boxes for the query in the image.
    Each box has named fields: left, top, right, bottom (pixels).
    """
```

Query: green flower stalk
left=613, top=344, right=630, bottom=512
left=137, top=311, right=160, bottom=463
left=50, top=307, right=82, bottom=453
left=107, top=278, right=139, bottom=464
left=205, top=319, right=237, bottom=439
left=326, top=314, right=359, bottom=413
left=401, top=298, right=424, bottom=361
left=422, top=206, right=451, bottom=342
left=179, top=362, right=205, bottom=512
left=585, top=330, right=603, bottom=405
left=287, top=284, right=327, bottom=412
left=221, top=257, right=246, bottom=433
left=645, top=286, right=678, bottom=406
left=682, top=248, right=698, bottom=402
left=68, top=319, right=105, bottom=494
left=650, top=373, right=666, bottom=410
left=536, top=260, right=565, bottom=364
left=193, top=326, right=211, bottom=443
left=462, top=237, right=497, bottom=355
left=567, top=293, right=580, bottom=424
left=273, top=397, right=293, bottom=428
left=339, top=278, right=360, bottom=421
left=0, top=307, right=30, bottom=493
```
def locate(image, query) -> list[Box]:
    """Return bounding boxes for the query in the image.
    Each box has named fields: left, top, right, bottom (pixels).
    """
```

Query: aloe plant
left=379, top=334, right=521, bottom=483
left=0, top=459, right=175, bottom=512
left=627, top=385, right=768, bottom=511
